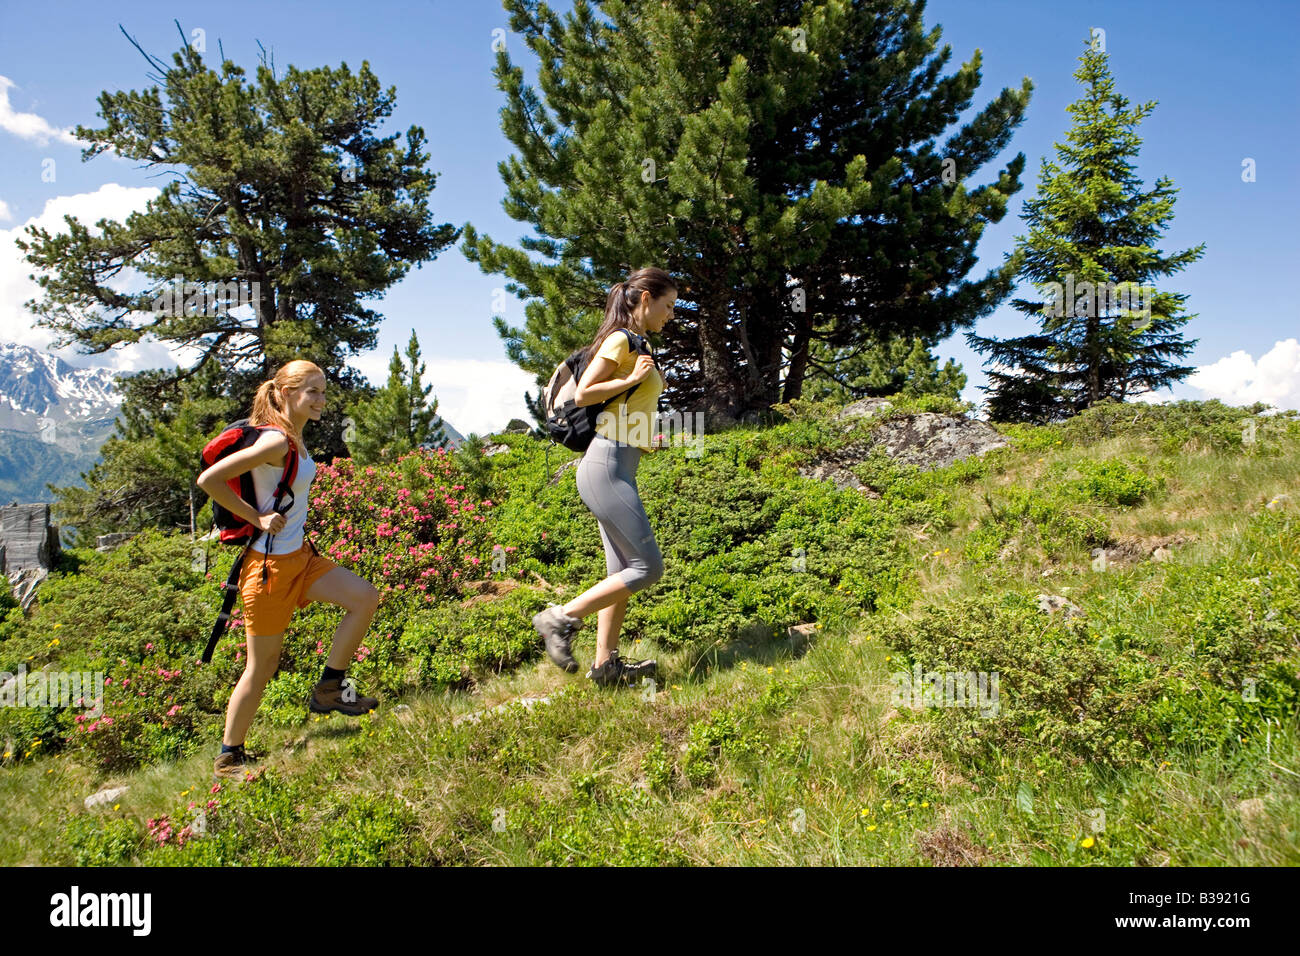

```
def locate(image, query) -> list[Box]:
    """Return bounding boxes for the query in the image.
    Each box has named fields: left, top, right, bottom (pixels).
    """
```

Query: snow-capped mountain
left=0, top=343, right=123, bottom=503
left=0, top=342, right=121, bottom=432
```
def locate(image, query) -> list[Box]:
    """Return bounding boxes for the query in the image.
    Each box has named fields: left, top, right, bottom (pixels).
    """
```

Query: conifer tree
left=465, top=0, right=1032, bottom=428
left=345, top=331, right=450, bottom=463
left=967, top=37, right=1204, bottom=422
left=16, top=23, right=456, bottom=525
left=803, top=331, right=966, bottom=401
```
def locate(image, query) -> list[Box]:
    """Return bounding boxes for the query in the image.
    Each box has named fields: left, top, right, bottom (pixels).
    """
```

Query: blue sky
left=1, top=0, right=1297, bottom=434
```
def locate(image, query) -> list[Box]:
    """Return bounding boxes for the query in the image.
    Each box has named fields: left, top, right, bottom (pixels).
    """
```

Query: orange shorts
left=238, top=541, right=340, bottom=637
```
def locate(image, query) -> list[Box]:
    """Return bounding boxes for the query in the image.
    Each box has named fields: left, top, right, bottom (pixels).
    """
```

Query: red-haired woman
left=198, top=360, right=381, bottom=778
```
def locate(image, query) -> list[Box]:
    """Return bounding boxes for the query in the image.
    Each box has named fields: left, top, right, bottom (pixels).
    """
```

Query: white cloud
left=0, top=182, right=205, bottom=373
left=0, top=199, right=11, bottom=222
left=0, top=75, right=83, bottom=147
left=350, top=353, right=537, bottom=438
left=3, top=185, right=537, bottom=434
left=1188, top=339, right=1300, bottom=413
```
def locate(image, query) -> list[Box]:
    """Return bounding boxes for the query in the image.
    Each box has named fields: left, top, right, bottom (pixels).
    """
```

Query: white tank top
left=247, top=441, right=317, bottom=555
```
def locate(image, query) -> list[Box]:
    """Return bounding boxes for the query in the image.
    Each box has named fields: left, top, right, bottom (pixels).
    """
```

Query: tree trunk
left=782, top=317, right=811, bottom=402
left=696, top=288, right=745, bottom=429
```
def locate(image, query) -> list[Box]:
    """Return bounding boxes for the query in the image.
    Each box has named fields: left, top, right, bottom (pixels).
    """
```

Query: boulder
left=0, top=503, right=60, bottom=573
left=797, top=404, right=1009, bottom=495
left=1036, top=593, right=1086, bottom=619
left=834, top=398, right=894, bottom=424
left=549, top=458, right=580, bottom=485
left=95, top=531, right=139, bottom=552
left=84, top=786, right=129, bottom=809
left=869, top=412, right=1009, bottom=471
left=9, top=569, right=48, bottom=613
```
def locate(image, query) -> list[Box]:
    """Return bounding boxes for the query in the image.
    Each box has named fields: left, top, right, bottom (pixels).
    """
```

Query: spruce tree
left=465, top=0, right=1032, bottom=428
left=345, top=331, right=450, bottom=463
left=967, top=37, right=1205, bottom=422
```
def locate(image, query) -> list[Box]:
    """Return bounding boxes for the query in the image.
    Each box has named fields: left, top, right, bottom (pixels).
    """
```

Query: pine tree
left=465, top=0, right=1032, bottom=428
left=17, top=22, right=457, bottom=394
left=967, top=36, right=1205, bottom=422
left=803, top=331, right=966, bottom=402
left=16, top=22, right=456, bottom=525
left=345, top=331, right=450, bottom=463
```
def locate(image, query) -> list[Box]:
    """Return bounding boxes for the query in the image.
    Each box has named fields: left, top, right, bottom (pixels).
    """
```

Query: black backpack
left=542, top=328, right=654, bottom=453
left=196, top=420, right=301, bottom=663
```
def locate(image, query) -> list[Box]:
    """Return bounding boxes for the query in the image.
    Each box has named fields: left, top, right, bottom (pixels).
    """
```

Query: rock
left=835, top=398, right=894, bottom=423
left=0, top=503, right=61, bottom=572
left=870, top=412, right=1009, bottom=471
left=549, top=458, right=579, bottom=485
left=795, top=460, right=880, bottom=497
left=787, top=622, right=820, bottom=653
left=502, top=419, right=533, bottom=434
left=1036, top=594, right=1086, bottom=619
left=1152, top=546, right=1172, bottom=562
left=8, top=568, right=48, bottom=613
left=482, top=442, right=511, bottom=457
left=84, top=785, right=129, bottom=809
left=453, top=694, right=552, bottom=727
left=1266, top=494, right=1291, bottom=511
left=95, top=532, right=139, bottom=552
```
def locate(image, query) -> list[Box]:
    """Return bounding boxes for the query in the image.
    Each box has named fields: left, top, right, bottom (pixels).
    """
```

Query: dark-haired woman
left=533, top=267, right=677, bottom=686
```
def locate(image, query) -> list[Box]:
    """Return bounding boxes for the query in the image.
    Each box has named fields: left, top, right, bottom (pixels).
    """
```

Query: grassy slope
left=2, top=400, right=1297, bottom=866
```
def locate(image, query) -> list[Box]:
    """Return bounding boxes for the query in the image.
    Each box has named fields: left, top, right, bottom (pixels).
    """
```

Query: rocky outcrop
left=95, top=531, right=139, bottom=552
left=797, top=401, right=1010, bottom=493
left=0, top=504, right=60, bottom=572
left=1, top=503, right=61, bottom=612
left=868, top=413, right=1009, bottom=471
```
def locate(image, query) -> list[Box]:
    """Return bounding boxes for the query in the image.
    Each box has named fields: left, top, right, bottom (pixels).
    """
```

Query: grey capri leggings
left=575, top=433, right=665, bottom=594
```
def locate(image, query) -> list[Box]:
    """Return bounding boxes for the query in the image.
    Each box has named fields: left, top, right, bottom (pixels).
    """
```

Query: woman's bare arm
left=197, top=430, right=291, bottom=533
left=575, top=354, right=654, bottom=407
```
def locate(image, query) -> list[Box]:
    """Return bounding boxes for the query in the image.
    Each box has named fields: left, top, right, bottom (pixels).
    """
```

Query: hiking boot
left=533, top=603, right=582, bottom=673
left=213, top=745, right=260, bottom=779
left=586, top=648, right=657, bottom=688
left=309, top=676, right=378, bottom=716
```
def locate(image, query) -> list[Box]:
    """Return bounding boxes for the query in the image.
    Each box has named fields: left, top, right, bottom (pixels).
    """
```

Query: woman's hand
left=628, top=354, right=656, bottom=384
left=257, top=511, right=287, bottom=535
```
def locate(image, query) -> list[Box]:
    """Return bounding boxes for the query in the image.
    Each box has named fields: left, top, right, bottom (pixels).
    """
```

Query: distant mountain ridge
left=0, top=343, right=124, bottom=503
left=0, top=342, right=121, bottom=431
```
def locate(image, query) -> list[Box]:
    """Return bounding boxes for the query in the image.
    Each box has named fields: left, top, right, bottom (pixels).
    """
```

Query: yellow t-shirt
left=592, top=330, right=663, bottom=451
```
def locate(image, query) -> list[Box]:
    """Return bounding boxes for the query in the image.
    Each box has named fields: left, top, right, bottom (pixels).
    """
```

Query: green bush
left=1070, top=458, right=1162, bottom=507
left=876, top=513, right=1300, bottom=770
left=57, top=813, right=143, bottom=866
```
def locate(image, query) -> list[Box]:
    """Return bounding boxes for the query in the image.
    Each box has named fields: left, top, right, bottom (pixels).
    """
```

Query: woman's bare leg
left=305, top=567, right=381, bottom=669
left=223, top=632, right=285, bottom=746
left=561, top=576, right=632, bottom=666
left=592, top=594, right=630, bottom=667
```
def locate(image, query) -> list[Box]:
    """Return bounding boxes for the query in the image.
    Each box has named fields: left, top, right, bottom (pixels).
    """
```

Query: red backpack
left=197, top=420, right=300, bottom=663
